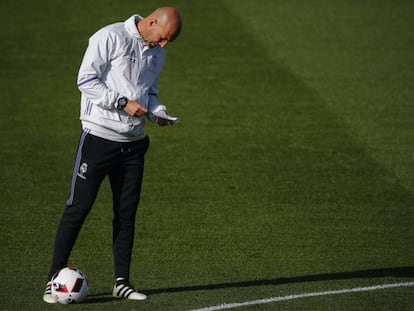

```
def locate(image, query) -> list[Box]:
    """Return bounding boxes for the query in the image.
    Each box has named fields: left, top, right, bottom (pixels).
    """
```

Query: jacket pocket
left=97, top=116, right=132, bottom=134
left=83, top=106, right=131, bottom=134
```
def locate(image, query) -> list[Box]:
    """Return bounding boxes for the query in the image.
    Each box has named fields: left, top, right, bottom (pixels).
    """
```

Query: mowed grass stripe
left=142, top=0, right=414, bottom=298
left=143, top=2, right=414, bottom=309
left=222, top=0, right=414, bottom=193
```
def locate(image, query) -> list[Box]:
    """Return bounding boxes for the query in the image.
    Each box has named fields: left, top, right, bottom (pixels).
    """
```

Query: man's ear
left=149, top=18, right=158, bottom=27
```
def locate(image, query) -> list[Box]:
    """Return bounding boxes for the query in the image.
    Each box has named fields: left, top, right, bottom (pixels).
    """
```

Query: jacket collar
left=124, top=14, right=144, bottom=39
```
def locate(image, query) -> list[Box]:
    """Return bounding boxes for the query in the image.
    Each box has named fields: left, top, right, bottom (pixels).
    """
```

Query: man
left=43, top=7, right=182, bottom=303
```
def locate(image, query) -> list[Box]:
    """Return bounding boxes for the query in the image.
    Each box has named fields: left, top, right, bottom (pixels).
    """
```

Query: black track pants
left=48, top=130, right=150, bottom=280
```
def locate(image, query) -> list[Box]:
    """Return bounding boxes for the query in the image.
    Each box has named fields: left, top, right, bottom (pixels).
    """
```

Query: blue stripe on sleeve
left=77, top=76, right=98, bottom=87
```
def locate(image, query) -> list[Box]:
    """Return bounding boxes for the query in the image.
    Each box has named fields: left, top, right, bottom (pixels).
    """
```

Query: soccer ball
left=51, top=267, right=89, bottom=304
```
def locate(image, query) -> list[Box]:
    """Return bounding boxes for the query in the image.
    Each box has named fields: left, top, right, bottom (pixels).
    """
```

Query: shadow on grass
left=145, top=266, right=414, bottom=295
left=81, top=266, right=413, bottom=303
left=83, top=295, right=119, bottom=304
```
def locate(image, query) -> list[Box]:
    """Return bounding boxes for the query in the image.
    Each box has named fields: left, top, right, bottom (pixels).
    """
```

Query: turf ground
left=1, top=0, right=413, bottom=310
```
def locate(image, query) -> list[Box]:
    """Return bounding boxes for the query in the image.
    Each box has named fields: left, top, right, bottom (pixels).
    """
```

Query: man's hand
left=157, top=118, right=175, bottom=126
left=124, top=100, right=148, bottom=117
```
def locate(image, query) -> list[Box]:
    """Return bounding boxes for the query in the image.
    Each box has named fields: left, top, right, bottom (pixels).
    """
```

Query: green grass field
left=1, top=0, right=413, bottom=310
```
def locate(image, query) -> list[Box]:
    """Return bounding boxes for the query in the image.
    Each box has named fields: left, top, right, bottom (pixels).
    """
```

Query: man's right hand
left=124, top=100, right=148, bottom=117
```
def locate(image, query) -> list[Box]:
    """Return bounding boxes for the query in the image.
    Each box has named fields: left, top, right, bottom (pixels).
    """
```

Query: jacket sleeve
left=147, top=52, right=167, bottom=122
left=147, top=81, right=170, bottom=122
left=148, top=84, right=160, bottom=109
left=77, top=29, right=119, bottom=110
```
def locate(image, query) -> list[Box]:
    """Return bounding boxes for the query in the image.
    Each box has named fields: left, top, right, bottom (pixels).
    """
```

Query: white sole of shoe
left=43, top=294, right=57, bottom=304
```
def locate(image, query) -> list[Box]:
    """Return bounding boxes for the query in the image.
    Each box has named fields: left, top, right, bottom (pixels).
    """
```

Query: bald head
left=150, top=7, right=182, bottom=41
left=138, top=7, right=182, bottom=48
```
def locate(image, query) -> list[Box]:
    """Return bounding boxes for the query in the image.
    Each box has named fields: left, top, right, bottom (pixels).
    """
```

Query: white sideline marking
left=189, top=281, right=414, bottom=311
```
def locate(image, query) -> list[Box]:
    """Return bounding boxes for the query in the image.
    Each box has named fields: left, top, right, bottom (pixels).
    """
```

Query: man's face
left=145, top=22, right=173, bottom=48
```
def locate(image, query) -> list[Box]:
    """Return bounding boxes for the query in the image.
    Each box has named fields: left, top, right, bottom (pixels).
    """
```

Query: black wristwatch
left=116, top=97, right=128, bottom=110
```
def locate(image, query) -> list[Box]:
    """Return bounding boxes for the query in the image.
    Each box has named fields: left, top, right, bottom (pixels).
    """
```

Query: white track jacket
left=77, top=15, right=165, bottom=142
